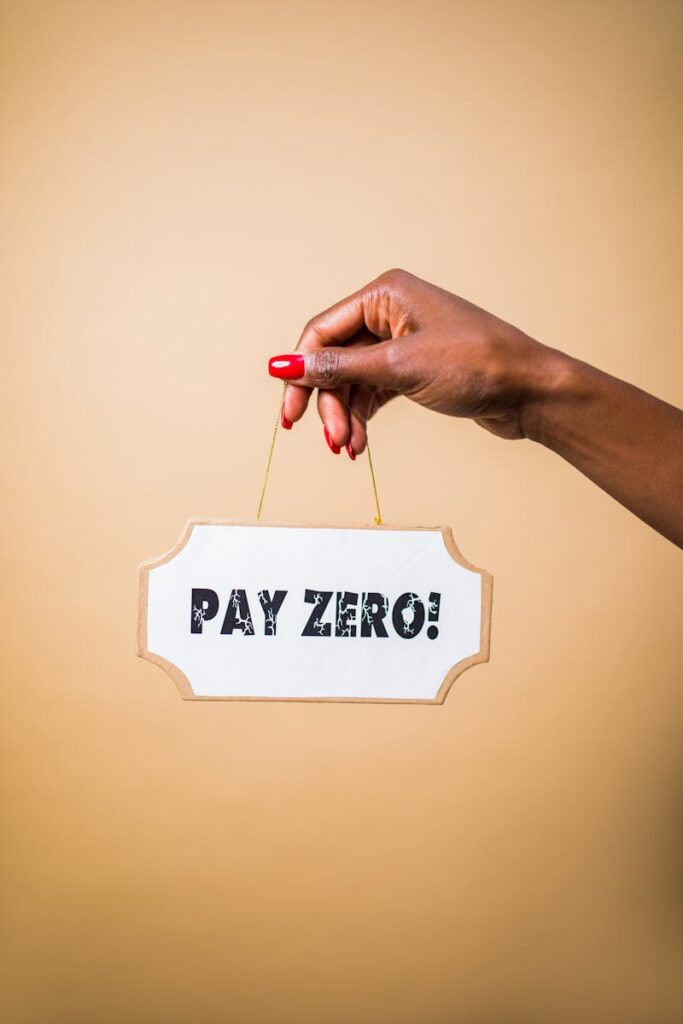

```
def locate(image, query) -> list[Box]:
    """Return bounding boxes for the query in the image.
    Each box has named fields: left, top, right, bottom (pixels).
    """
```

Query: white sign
left=137, top=521, right=492, bottom=704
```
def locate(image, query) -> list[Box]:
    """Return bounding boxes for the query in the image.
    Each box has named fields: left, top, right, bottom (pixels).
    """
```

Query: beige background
left=2, top=1, right=682, bottom=1021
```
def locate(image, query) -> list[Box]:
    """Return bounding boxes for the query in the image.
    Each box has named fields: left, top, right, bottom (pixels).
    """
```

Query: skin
left=281, top=269, right=683, bottom=548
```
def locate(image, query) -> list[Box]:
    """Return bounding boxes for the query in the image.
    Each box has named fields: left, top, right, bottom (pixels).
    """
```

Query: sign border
left=136, top=519, right=493, bottom=705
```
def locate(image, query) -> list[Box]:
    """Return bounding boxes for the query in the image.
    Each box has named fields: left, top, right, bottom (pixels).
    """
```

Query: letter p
left=191, top=588, right=219, bottom=634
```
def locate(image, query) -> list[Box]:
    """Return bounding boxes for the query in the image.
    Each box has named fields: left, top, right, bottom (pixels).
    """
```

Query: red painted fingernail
left=269, top=354, right=304, bottom=380
left=281, top=407, right=292, bottom=430
left=346, top=443, right=356, bottom=461
left=324, top=425, right=341, bottom=454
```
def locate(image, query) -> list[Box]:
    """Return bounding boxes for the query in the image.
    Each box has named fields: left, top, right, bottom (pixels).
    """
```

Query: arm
left=522, top=350, right=683, bottom=547
left=268, top=269, right=683, bottom=548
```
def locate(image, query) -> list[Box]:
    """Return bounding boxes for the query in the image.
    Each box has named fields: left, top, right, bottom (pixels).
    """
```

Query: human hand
left=269, top=268, right=563, bottom=457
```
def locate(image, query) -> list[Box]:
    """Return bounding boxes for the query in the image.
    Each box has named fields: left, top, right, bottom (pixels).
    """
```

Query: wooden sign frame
left=137, top=518, right=493, bottom=705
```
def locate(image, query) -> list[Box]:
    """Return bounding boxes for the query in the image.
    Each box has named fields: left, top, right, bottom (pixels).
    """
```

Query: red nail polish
left=269, top=354, right=304, bottom=380
left=346, top=443, right=356, bottom=461
left=281, top=407, right=292, bottom=430
left=324, top=425, right=341, bottom=454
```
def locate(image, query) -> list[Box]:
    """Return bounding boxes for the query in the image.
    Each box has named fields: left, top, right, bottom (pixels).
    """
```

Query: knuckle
left=383, top=342, right=408, bottom=386
left=385, top=338, right=423, bottom=390
left=378, top=267, right=411, bottom=287
left=313, top=348, right=342, bottom=385
left=384, top=341, right=403, bottom=375
left=302, top=314, right=328, bottom=345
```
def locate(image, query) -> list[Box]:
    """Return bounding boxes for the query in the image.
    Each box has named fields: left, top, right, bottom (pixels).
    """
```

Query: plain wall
left=1, top=2, right=682, bottom=1021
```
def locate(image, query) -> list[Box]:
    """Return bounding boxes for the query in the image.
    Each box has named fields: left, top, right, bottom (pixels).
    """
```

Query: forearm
left=522, top=350, right=683, bottom=548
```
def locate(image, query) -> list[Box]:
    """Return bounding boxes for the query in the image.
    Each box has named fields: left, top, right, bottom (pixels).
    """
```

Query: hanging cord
left=256, top=383, right=383, bottom=525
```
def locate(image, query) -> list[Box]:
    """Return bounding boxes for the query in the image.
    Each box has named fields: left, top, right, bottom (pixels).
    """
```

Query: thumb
left=269, top=342, right=399, bottom=390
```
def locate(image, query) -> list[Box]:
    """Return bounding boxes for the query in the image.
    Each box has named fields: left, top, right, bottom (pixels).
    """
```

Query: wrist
left=519, top=346, right=598, bottom=449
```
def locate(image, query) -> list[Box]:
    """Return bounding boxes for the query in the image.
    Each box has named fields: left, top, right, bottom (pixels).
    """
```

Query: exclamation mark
left=427, top=592, right=441, bottom=639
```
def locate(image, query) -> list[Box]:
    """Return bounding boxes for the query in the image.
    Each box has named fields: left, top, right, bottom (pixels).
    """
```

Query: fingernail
left=324, top=425, right=341, bottom=454
left=346, top=443, right=356, bottom=461
left=269, top=354, right=304, bottom=380
left=281, top=407, right=292, bottom=430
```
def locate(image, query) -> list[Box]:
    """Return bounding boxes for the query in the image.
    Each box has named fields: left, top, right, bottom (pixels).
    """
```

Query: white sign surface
left=137, top=521, right=492, bottom=703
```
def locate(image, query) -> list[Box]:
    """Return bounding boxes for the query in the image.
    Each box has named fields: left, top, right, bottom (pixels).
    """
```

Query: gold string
left=255, top=383, right=285, bottom=522
left=365, top=440, right=383, bottom=526
left=256, top=384, right=383, bottom=525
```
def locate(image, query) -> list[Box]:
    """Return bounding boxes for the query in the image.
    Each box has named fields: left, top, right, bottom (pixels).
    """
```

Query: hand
left=268, top=268, right=683, bottom=547
left=269, top=268, right=562, bottom=455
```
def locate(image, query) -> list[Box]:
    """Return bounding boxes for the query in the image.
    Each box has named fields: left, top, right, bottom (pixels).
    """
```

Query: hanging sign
left=137, top=520, right=492, bottom=704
